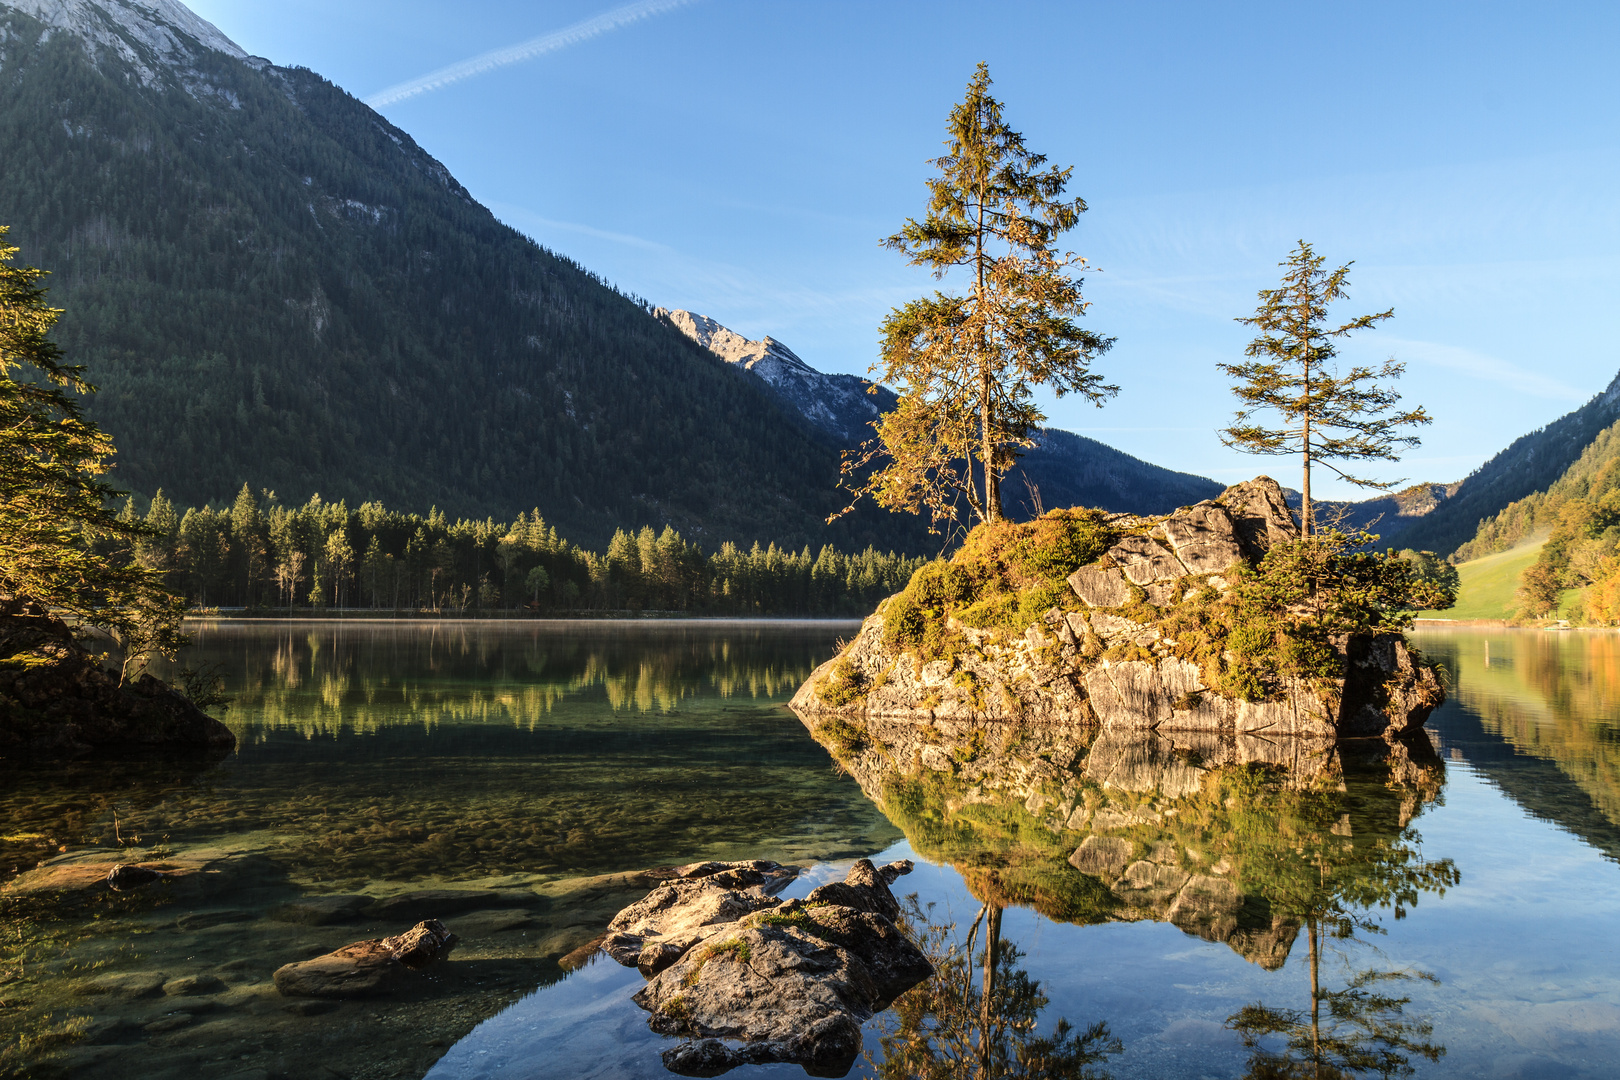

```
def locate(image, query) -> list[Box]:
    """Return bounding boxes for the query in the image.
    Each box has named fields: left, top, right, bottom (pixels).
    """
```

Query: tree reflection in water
left=1223, top=754, right=1458, bottom=1079
left=873, top=897, right=1121, bottom=1080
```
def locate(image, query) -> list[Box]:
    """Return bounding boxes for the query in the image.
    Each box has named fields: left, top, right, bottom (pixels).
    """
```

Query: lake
left=4, top=622, right=1620, bottom=1079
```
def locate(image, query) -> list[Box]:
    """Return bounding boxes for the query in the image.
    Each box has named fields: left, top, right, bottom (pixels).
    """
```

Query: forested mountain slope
left=1393, top=371, right=1620, bottom=557
left=0, top=0, right=933, bottom=552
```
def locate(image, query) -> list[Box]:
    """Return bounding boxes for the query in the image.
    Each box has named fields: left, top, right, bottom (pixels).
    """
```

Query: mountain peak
left=654, top=308, right=817, bottom=379
left=5, top=0, right=246, bottom=75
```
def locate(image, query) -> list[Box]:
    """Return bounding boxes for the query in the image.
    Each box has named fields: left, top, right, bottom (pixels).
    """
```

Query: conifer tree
left=0, top=228, right=185, bottom=676
left=1222, top=242, right=1430, bottom=535
left=841, top=63, right=1116, bottom=530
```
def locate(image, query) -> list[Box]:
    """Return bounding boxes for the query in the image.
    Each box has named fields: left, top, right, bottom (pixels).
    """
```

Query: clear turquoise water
left=6, top=624, right=1620, bottom=1079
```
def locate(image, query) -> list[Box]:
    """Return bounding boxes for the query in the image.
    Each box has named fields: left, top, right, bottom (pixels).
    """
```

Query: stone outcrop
left=603, top=858, right=933, bottom=1075
left=273, top=919, right=459, bottom=999
left=0, top=607, right=235, bottom=760
left=789, top=477, right=1444, bottom=743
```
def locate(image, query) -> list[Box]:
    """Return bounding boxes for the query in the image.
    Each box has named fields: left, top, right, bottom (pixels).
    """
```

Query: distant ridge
left=659, top=310, right=1224, bottom=519
left=1395, top=372, right=1620, bottom=557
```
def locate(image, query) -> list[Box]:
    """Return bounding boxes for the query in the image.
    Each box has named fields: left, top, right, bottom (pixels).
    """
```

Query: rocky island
left=790, top=477, right=1443, bottom=748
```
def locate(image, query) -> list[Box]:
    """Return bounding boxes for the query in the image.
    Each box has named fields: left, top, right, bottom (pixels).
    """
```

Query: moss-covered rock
left=792, top=477, right=1445, bottom=746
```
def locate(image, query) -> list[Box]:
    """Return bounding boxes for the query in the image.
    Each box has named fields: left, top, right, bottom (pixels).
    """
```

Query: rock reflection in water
left=793, top=700, right=1457, bottom=1076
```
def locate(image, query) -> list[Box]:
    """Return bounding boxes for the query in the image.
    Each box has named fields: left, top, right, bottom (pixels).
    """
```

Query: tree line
left=119, top=485, right=926, bottom=617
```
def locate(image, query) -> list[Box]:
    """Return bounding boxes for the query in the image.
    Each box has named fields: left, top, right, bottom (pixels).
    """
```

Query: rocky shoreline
left=0, top=607, right=234, bottom=760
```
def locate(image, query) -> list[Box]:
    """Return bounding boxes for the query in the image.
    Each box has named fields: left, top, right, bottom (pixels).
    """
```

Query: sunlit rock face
left=790, top=478, right=1443, bottom=743
left=789, top=692, right=1445, bottom=970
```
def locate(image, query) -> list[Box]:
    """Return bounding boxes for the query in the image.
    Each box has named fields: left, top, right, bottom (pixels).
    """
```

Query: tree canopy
left=0, top=228, right=183, bottom=672
left=840, top=62, right=1115, bottom=533
left=1221, top=242, right=1429, bottom=535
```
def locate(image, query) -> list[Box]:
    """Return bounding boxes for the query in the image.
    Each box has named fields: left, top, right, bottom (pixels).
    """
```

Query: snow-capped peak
left=655, top=308, right=818, bottom=380
left=5, top=0, right=246, bottom=72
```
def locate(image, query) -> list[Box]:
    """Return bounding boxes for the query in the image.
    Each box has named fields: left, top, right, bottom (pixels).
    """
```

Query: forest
left=119, top=486, right=926, bottom=617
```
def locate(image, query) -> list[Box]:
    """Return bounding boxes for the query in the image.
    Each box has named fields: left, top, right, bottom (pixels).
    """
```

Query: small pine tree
left=1221, top=241, right=1430, bottom=535
left=840, top=63, right=1116, bottom=531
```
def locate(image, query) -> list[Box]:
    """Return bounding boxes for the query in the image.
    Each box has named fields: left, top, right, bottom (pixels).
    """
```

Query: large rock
left=602, top=860, right=799, bottom=974
left=0, top=606, right=234, bottom=760
left=273, top=919, right=458, bottom=999
left=613, top=859, right=932, bottom=1075
left=792, top=476, right=1444, bottom=744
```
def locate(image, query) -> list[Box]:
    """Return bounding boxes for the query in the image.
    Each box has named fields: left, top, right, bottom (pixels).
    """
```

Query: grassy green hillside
left=1420, top=539, right=1544, bottom=620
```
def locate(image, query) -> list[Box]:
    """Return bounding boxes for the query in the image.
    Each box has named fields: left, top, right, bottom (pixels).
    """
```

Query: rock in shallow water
left=273, top=918, right=459, bottom=999
left=606, top=858, right=932, bottom=1075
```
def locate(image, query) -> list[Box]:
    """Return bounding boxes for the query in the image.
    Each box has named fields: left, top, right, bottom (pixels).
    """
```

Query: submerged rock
left=605, top=858, right=933, bottom=1075
left=0, top=606, right=234, bottom=760
left=273, top=918, right=459, bottom=999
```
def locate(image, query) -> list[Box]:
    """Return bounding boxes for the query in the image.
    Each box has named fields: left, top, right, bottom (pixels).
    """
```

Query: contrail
left=364, top=0, right=696, bottom=108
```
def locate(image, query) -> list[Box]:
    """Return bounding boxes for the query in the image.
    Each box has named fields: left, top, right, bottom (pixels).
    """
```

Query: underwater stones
left=273, top=919, right=459, bottom=998
left=1066, top=565, right=1132, bottom=608
left=107, top=863, right=164, bottom=891
left=1069, top=836, right=1132, bottom=878
left=626, top=859, right=931, bottom=1076
left=78, top=972, right=168, bottom=999
left=163, top=974, right=226, bottom=996
left=271, top=894, right=373, bottom=925
left=1106, top=533, right=1188, bottom=586
left=365, top=888, right=531, bottom=922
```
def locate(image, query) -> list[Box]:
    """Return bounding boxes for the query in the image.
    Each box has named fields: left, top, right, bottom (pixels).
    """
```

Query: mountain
left=1390, top=372, right=1620, bottom=557
left=0, top=0, right=932, bottom=552
left=658, top=310, right=1224, bottom=518
left=1281, top=482, right=1461, bottom=550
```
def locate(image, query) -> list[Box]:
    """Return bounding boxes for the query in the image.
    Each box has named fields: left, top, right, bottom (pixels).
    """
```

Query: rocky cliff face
left=0, top=607, right=234, bottom=760
left=790, top=477, right=1443, bottom=744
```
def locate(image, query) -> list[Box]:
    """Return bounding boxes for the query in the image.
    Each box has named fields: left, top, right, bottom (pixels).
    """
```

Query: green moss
left=683, top=936, right=752, bottom=986
left=881, top=508, right=1118, bottom=660
left=816, top=656, right=868, bottom=707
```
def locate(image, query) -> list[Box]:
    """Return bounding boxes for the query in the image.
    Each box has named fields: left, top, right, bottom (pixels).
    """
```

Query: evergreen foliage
left=0, top=10, right=928, bottom=553
left=0, top=228, right=183, bottom=675
left=841, top=63, right=1115, bottom=531
left=1222, top=242, right=1427, bottom=535
left=126, top=485, right=923, bottom=617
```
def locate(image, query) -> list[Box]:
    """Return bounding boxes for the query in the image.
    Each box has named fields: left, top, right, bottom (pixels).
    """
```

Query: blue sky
left=187, top=0, right=1620, bottom=498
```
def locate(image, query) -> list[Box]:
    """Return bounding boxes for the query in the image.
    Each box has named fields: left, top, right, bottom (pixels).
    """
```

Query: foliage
left=816, top=657, right=869, bottom=708
left=883, top=508, right=1115, bottom=659
left=1392, top=550, right=1458, bottom=607
left=0, top=229, right=184, bottom=677
left=1208, top=530, right=1454, bottom=701
left=107, top=486, right=927, bottom=617
left=873, top=896, right=1121, bottom=1080
left=1221, top=241, right=1428, bottom=534
left=839, top=63, right=1115, bottom=532
left=1228, top=968, right=1444, bottom=1079
left=0, top=15, right=928, bottom=555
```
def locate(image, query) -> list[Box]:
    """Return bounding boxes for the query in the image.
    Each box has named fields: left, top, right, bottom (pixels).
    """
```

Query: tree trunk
left=978, top=903, right=1003, bottom=1069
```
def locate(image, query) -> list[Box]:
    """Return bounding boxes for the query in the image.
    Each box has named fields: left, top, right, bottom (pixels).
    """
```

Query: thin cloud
left=1387, top=337, right=1589, bottom=402
left=365, top=0, right=697, bottom=108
